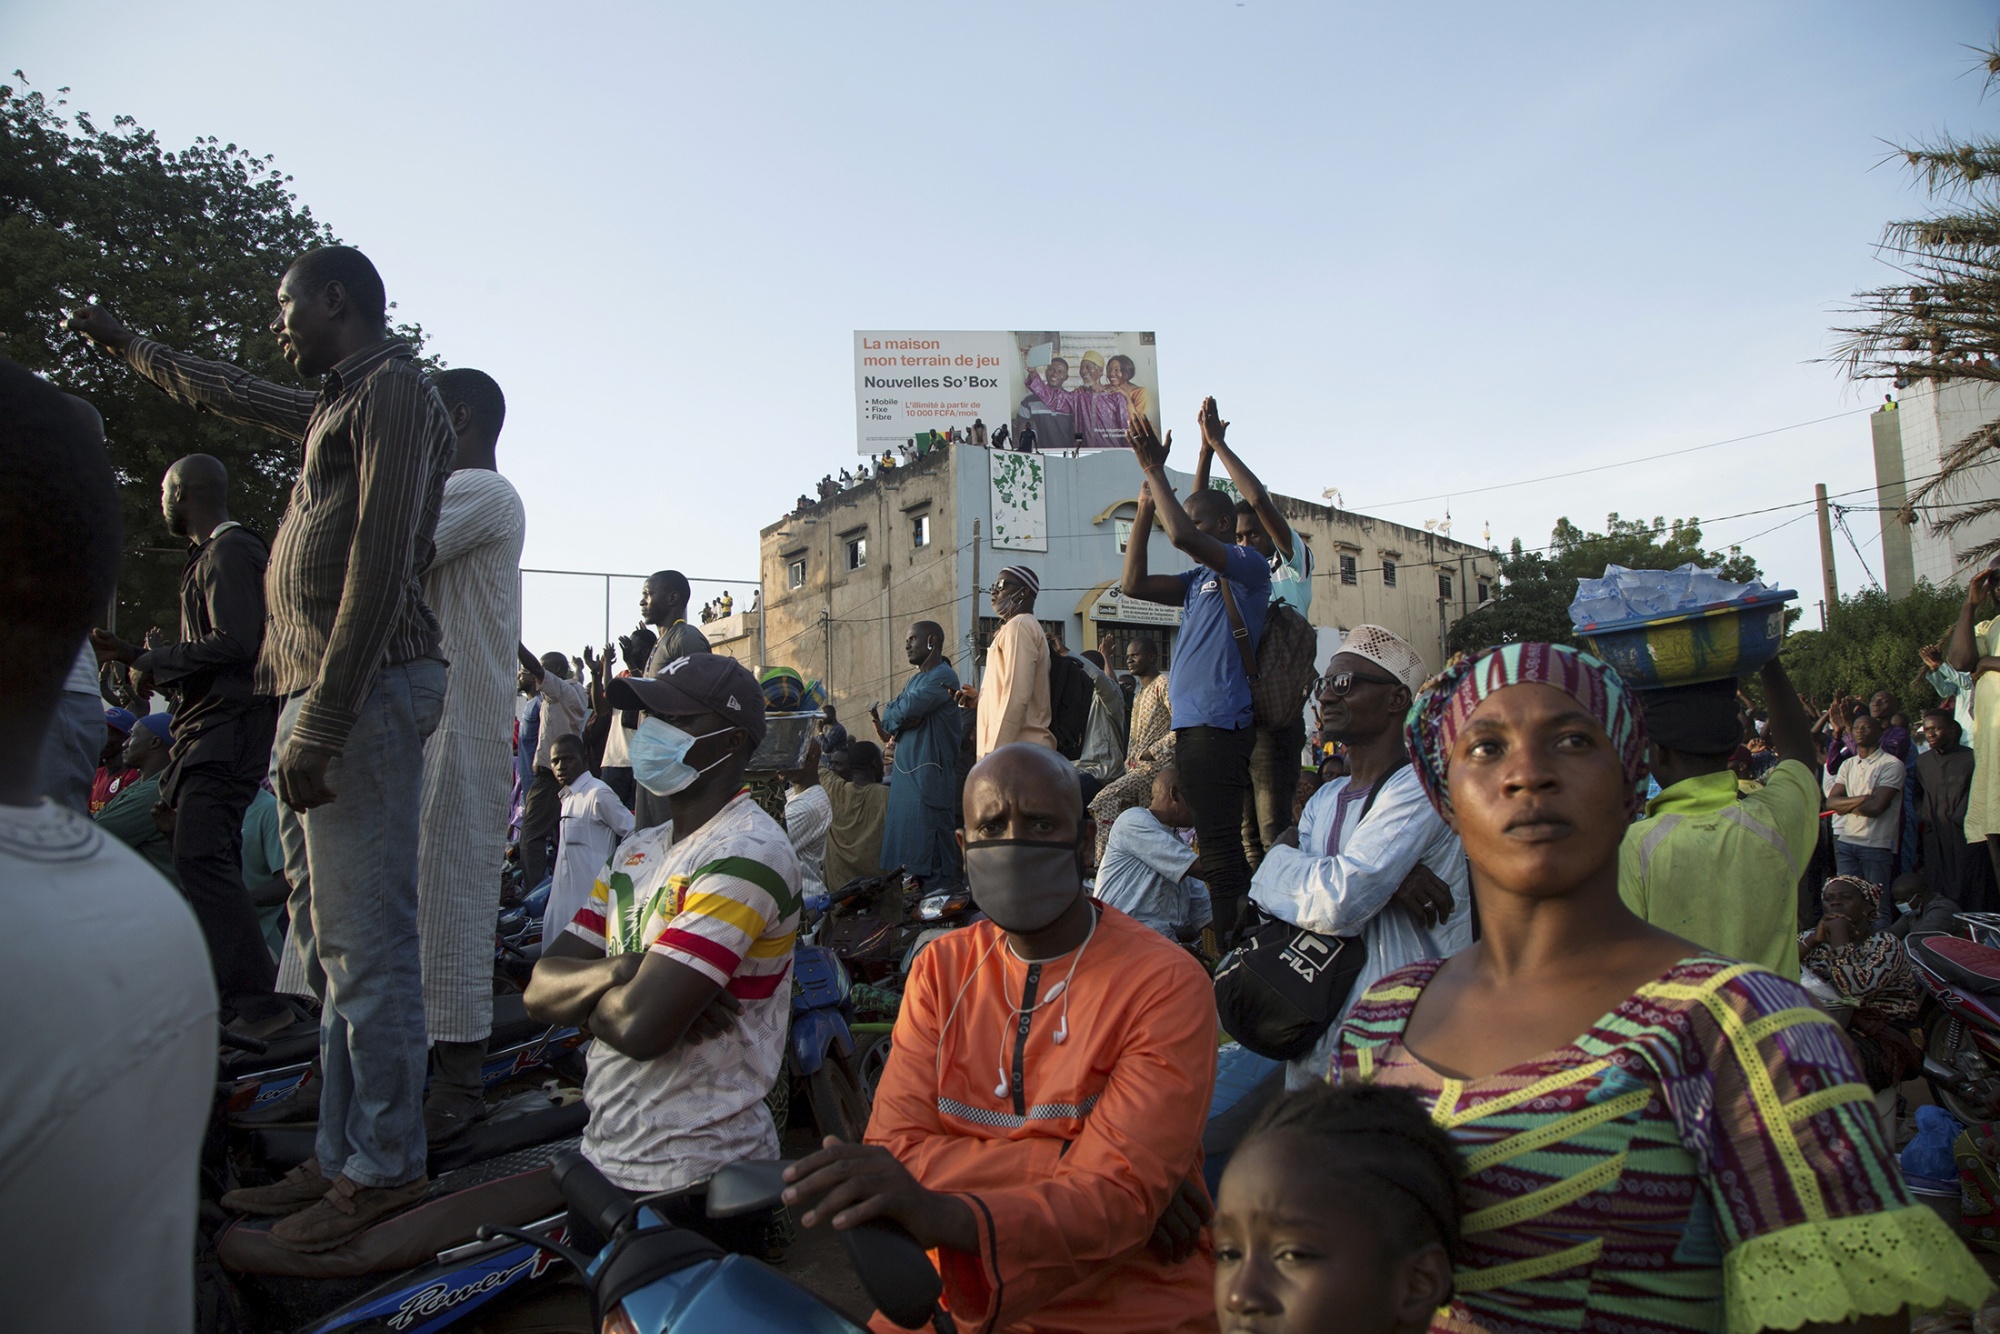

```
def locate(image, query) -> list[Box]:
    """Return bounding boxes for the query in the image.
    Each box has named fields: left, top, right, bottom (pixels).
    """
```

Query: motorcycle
left=477, top=1149, right=955, bottom=1334
left=204, top=1030, right=593, bottom=1334
left=222, top=991, right=586, bottom=1128
left=787, top=883, right=881, bottom=1145
left=1909, top=913, right=2000, bottom=1126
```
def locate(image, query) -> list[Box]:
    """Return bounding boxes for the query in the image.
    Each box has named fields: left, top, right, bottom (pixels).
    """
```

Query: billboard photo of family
left=1007, top=331, right=1160, bottom=453
left=853, top=330, right=1159, bottom=456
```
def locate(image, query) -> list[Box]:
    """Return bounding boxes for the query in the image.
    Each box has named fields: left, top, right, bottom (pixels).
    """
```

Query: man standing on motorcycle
left=524, top=655, right=801, bottom=1247
left=782, top=743, right=1219, bottom=1333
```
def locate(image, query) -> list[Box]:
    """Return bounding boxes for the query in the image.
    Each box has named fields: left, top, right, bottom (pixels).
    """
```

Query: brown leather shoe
left=219, top=1161, right=332, bottom=1216
left=268, top=1174, right=430, bottom=1253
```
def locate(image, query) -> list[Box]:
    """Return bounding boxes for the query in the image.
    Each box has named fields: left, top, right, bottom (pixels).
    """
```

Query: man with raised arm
left=1950, top=556, right=2000, bottom=883
left=781, top=744, right=1218, bottom=1333
left=68, top=244, right=454, bottom=1249
left=1120, top=409, right=1270, bottom=944
left=90, top=452, right=285, bottom=1031
left=1191, top=397, right=1313, bottom=865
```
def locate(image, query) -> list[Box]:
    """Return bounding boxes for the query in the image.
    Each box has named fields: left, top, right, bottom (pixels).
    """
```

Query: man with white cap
left=976, top=566, right=1055, bottom=757
left=1248, top=626, right=1473, bottom=1086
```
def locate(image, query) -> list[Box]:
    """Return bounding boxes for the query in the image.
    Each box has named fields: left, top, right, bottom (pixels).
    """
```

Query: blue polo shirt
left=1168, top=545, right=1271, bottom=731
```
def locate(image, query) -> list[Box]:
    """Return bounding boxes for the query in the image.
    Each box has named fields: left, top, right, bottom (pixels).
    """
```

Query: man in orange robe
left=784, top=743, right=1218, bottom=1332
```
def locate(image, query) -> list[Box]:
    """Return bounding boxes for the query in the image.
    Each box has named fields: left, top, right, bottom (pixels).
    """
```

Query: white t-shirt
left=1095, top=807, right=1209, bottom=939
left=1832, top=749, right=1907, bottom=849
left=546, top=771, right=635, bottom=942
left=0, top=799, right=216, bottom=1331
left=566, top=793, right=801, bottom=1191
left=784, top=784, right=833, bottom=901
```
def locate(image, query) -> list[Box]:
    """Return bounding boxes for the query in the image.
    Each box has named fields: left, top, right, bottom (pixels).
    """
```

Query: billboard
left=855, top=330, right=1159, bottom=457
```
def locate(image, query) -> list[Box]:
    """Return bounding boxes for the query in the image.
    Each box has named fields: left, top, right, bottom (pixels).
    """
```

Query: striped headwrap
left=1403, top=641, right=1649, bottom=820
left=1823, top=874, right=1886, bottom=923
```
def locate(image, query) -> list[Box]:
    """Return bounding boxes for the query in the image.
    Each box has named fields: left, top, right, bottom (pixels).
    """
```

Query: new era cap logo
left=725, top=695, right=741, bottom=712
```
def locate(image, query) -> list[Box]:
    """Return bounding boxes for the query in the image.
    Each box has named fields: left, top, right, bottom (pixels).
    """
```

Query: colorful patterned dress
left=1330, top=955, right=1990, bottom=1333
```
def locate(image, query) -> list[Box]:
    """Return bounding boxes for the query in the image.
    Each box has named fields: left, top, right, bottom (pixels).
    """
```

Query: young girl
left=1213, top=1083, right=1458, bottom=1334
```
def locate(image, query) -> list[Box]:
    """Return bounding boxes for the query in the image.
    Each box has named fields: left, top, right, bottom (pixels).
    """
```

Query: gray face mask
left=964, top=838, right=1084, bottom=934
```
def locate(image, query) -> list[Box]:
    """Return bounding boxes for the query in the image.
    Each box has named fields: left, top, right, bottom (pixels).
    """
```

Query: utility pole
left=1814, top=483, right=1839, bottom=613
left=969, top=518, right=982, bottom=682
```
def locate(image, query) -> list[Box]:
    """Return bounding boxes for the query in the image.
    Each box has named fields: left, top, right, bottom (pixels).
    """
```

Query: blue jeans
left=1835, top=840, right=1895, bottom=903
left=275, top=659, right=446, bottom=1187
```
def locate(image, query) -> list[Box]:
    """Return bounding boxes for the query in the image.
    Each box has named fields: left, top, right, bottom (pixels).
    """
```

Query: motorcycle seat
left=1910, top=932, right=2000, bottom=995
left=250, top=1093, right=589, bottom=1179
left=218, top=1138, right=575, bottom=1277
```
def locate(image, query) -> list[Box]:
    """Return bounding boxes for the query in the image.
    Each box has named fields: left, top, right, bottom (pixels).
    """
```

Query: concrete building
left=1871, top=379, right=2000, bottom=597
left=753, top=444, right=1495, bottom=721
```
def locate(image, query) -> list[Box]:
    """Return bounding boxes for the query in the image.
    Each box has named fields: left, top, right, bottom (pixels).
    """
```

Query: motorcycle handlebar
left=552, top=1149, right=632, bottom=1241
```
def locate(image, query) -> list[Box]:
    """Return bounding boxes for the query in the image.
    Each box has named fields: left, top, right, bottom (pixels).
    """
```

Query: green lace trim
left=1724, top=1205, right=1993, bottom=1333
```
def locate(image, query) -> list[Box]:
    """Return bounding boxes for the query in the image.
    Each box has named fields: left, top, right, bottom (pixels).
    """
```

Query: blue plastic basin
left=1574, top=589, right=1796, bottom=688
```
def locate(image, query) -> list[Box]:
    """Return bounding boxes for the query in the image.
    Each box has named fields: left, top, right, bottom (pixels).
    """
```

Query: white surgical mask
left=628, top=716, right=736, bottom=796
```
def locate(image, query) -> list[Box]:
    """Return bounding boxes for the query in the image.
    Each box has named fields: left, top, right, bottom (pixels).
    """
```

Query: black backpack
left=1048, top=652, right=1095, bottom=760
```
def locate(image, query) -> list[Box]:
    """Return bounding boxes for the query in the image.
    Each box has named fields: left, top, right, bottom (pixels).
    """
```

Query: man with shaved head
left=782, top=744, right=1218, bottom=1332
left=873, top=618, right=964, bottom=890
left=92, top=452, right=285, bottom=1030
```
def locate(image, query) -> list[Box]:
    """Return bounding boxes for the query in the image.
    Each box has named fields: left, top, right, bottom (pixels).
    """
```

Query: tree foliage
left=1777, top=580, right=1965, bottom=711
left=1447, top=513, right=1763, bottom=657
left=1831, top=30, right=2000, bottom=559
left=0, top=74, right=428, bottom=632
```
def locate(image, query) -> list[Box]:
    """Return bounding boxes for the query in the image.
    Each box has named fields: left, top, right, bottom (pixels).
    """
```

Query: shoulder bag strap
left=1215, top=571, right=1261, bottom=683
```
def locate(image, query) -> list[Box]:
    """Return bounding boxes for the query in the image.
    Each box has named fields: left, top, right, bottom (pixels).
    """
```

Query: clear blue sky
left=8, top=1, right=1994, bottom=653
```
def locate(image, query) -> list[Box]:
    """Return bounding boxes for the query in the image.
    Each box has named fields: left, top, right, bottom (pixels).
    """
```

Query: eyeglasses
left=1314, top=670, right=1399, bottom=698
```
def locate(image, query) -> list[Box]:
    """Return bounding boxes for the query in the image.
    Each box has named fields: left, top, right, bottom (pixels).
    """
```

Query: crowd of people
left=5, top=240, right=1998, bottom=1331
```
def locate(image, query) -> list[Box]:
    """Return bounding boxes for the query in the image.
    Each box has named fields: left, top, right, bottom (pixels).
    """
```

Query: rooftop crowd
left=4, top=242, right=1997, bottom=1332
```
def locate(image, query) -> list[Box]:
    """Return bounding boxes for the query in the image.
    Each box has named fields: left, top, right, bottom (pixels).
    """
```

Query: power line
left=1352, top=406, right=1879, bottom=510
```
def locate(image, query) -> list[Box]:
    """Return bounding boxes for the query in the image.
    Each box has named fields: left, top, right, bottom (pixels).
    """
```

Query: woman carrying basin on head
left=1326, top=642, right=1988, bottom=1333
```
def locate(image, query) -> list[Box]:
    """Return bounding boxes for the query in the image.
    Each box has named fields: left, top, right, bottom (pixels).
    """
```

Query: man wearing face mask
left=524, top=654, right=802, bottom=1212
left=781, top=743, right=1218, bottom=1333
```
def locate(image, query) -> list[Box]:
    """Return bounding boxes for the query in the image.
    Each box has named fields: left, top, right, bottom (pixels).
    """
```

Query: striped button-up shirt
left=126, top=337, right=454, bottom=754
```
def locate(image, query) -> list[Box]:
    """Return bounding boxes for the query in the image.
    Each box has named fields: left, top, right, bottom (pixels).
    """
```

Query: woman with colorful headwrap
left=1799, top=875, right=1923, bottom=1091
left=1330, top=642, right=1988, bottom=1332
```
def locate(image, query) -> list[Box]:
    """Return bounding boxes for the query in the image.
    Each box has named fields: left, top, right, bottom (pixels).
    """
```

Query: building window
left=911, top=514, right=930, bottom=548
left=1381, top=559, right=1397, bottom=588
left=1438, top=571, right=1453, bottom=600
left=1476, top=579, right=1491, bottom=603
left=1339, top=553, right=1358, bottom=585
left=1115, top=516, right=1134, bottom=552
left=787, top=558, right=806, bottom=590
left=845, top=537, right=867, bottom=570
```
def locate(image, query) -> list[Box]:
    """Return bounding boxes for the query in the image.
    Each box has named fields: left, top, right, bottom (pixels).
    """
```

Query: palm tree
left=1834, top=32, right=2000, bottom=561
